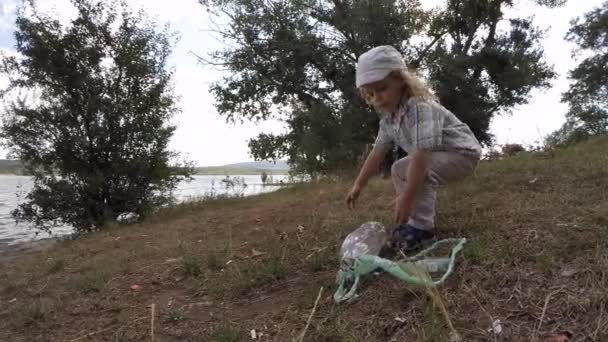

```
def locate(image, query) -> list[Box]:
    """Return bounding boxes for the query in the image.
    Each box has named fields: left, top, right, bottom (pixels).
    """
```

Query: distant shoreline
left=193, top=167, right=290, bottom=176
left=0, top=238, right=58, bottom=262
left=0, top=171, right=291, bottom=176
left=0, top=160, right=291, bottom=176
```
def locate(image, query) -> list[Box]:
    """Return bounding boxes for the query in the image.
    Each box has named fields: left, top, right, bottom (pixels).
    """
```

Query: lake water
left=0, top=174, right=288, bottom=247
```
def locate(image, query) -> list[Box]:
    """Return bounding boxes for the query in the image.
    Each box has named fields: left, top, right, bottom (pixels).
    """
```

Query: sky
left=0, top=0, right=604, bottom=166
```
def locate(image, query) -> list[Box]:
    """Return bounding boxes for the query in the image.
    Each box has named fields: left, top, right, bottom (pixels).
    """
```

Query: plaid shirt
left=373, top=97, right=481, bottom=156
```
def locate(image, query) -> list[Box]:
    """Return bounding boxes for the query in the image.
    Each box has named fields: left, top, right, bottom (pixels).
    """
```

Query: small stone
left=560, top=268, right=578, bottom=277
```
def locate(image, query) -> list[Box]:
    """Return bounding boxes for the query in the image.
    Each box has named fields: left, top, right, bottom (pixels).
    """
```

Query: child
left=345, top=45, right=482, bottom=251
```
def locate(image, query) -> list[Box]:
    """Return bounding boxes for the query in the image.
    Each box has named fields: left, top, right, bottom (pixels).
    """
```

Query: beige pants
left=391, top=152, right=479, bottom=231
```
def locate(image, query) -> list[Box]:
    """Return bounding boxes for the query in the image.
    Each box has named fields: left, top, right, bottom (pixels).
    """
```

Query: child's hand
left=345, top=185, right=361, bottom=209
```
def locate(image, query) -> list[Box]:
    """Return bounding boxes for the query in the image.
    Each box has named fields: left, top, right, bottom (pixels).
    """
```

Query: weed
left=464, top=237, right=489, bottom=264
left=311, top=317, right=357, bottom=341
left=210, top=324, right=242, bottom=342
left=207, top=285, right=226, bottom=300
left=537, top=253, right=557, bottom=274
left=206, top=251, right=224, bottom=271
left=234, top=257, right=287, bottom=294
left=306, top=250, right=336, bottom=272
left=74, top=271, right=106, bottom=294
left=181, top=254, right=202, bottom=278
left=420, top=298, right=449, bottom=342
left=18, top=298, right=55, bottom=326
left=167, top=309, right=185, bottom=323
left=46, top=258, right=65, bottom=273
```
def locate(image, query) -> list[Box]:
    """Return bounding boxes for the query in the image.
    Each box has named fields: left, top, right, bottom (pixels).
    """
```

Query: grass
left=233, top=257, right=288, bottom=294
left=210, top=324, right=242, bottom=342
left=166, top=309, right=185, bottom=323
left=462, top=236, right=491, bottom=264
left=16, top=298, right=57, bottom=327
left=73, top=271, right=107, bottom=294
left=206, top=251, right=225, bottom=271
left=306, top=249, right=337, bottom=272
left=2, top=137, right=608, bottom=341
left=180, top=254, right=203, bottom=278
left=311, top=319, right=358, bottom=341
left=46, top=257, right=65, bottom=273
left=420, top=298, right=449, bottom=342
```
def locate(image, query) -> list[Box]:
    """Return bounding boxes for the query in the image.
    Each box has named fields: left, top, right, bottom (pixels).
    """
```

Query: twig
left=297, top=286, right=324, bottom=342
left=150, top=303, right=156, bottom=342
left=463, top=284, right=498, bottom=342
left=533, top=288, right=563, bottom=342
left=430, top=287, right=459, bottom=340
left=593, top=301, right=604, bottom=340
left=69, top=316, right=146, bottom=342
left=409, top=265, right=460, bottom=341
left=228, top=225, right=234, bottom=259
left=305, top=247, right=328, bottom=260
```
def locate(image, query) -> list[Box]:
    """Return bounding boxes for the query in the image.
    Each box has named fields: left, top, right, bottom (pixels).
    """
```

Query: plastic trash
left=117, top=212, right=140, bottom=224
left=488, top=319, right=502, bottom=335
left=413, top=257, right=451, bottom=273
left=334, top=236, right=467, bottom=303
left=339, top=221, right=389, bottom=267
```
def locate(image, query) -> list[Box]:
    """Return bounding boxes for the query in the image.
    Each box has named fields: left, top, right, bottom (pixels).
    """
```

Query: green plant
left=46, top=258, right=65, bottom=273
left=167, top=309, right=185, bottom=323
left=0, top=0, right=193, bottom=234
left=74, top=271, right=106, bottom=294
left=181, top=255, right=202, bottom=278
left=306, top=250, right=336, bottom=272
left=420, top=298, right=449, bottom=342
left=210, top=324, right=242, bottom=342
left=234, top=257, right=287, bottom=294
left=206, top=251, right=224, bottom=271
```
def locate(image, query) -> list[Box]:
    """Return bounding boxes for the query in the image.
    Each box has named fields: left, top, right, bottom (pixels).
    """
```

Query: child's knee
left=391, top=158, right=409, bottom=180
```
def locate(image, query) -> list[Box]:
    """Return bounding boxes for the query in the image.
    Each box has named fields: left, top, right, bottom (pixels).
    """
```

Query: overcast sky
left=0, top=0, right=604, bottom=166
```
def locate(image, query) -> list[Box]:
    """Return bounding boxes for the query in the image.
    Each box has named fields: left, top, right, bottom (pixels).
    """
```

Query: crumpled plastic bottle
left=339, top=221, right=389, bottom=268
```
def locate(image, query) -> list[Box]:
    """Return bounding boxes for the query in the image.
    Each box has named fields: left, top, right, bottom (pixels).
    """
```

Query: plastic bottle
left=414, top=257, right=451, bottom=273
left=340, top=221, right=389, bottom=268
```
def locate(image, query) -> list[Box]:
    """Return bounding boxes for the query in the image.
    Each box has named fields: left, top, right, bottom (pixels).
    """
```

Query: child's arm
left=354, top=149, right=386, bottom=188
left=346, top=148, right=386, bottom=208
left=394, top=149, right=431, bottom=223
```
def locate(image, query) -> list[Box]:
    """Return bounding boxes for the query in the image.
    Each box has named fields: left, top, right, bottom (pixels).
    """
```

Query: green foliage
left=0, top=0, right=193, bottom=233
left=46, top=257, right=65, bottom=274
left=200, top=0, right=558, bottom=176
left=210, top=324, right=242, bottom=342
left=181, top=254, right=203, bottom=277
left=548, top=1, right=608, bottom=146
left=260, top=171, right=268, bottom=184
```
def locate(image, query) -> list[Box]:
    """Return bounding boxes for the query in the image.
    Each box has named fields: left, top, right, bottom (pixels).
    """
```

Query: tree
left=260, top=171, right=268, bottom=184
left=0, top=0, right=193, bottom=234
left=199, top=0, right=558, bottom=176
left=547, top=1, right=608, bottom=147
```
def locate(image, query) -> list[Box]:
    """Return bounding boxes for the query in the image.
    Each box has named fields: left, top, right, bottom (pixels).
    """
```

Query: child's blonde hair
left=359, top=67, right=436, bottom=108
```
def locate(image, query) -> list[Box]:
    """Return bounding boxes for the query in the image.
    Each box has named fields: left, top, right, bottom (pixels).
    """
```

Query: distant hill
left=0, top=159, right=290, bottom=176
left=221, top=160, right=289, bottom=170
left=195, top=160, right=290, bottom=175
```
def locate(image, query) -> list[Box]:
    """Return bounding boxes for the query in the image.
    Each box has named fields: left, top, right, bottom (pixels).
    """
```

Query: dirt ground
left=1, top=138, right=607, bottom=341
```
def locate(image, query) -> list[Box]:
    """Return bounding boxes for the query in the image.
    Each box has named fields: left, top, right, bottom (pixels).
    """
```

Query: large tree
left=0, top=0, right=193, bottom=234
left=547, top=1, right=608, bottom=146
left=200, top=0, right=559, bottom=176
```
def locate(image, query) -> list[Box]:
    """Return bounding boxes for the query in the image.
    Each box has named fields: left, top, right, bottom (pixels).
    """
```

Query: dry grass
left=1, top=137, right=608, bottom=341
